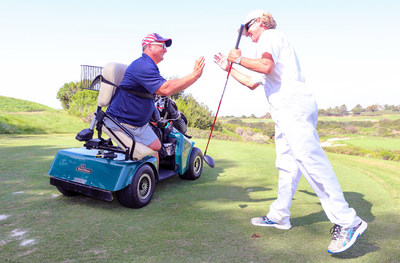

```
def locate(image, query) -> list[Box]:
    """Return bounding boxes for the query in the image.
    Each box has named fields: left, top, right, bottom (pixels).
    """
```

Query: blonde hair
left=259, top=13, right=277, bottom=29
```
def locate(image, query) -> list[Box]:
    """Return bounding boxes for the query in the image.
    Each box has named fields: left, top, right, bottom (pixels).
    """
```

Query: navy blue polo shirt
left=106, top=53, right=166, bottom=127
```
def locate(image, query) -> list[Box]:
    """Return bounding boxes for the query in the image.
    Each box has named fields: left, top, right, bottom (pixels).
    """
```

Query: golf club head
left=203, top=155, right=215, bottom=168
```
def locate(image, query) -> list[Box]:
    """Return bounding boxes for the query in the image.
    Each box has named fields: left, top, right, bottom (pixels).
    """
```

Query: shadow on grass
left=293, top=189, right=378, bottom=258
left=200, top=158, right=275, bottom=205
left=295, top=190, right=375, bottom=224
left=153, top=157, right=275, bottom=206
left=330, top=239, right=379, bottom=259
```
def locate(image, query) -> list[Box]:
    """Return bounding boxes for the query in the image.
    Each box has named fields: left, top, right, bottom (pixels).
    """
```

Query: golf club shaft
left=204, top=24, right=245, bottom=155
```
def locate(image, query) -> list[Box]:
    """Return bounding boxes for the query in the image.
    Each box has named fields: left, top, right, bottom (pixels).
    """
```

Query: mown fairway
left=1, top=134, right=399, bottom=262
left=335, top=136, right=400, bottom=151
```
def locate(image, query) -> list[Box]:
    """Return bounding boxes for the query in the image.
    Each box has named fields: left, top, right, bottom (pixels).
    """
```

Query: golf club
left=203, top=24, right=245, bottom=168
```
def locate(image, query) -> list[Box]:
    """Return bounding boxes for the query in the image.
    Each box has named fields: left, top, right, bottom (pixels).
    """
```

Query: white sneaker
left=250, top=216, right=292, bottom=230
left=327, top=220, right=368, bottom=254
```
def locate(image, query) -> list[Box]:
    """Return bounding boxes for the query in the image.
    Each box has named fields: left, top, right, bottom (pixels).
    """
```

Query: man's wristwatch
left=236, top=56, right=242, bottom=64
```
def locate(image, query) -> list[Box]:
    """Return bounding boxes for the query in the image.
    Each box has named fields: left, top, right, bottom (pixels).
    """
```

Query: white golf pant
left=266, top=93, right=361, bottom=228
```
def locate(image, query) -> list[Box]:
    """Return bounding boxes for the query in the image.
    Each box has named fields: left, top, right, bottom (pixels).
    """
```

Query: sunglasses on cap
left=150, top=42, right=167, bottom=49
left=245, top=19, right=256, bottom=31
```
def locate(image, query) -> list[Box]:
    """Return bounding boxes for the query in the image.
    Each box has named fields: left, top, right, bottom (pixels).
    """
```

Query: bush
left=323, top=145, right=371, bottom=157
left=264, top=122, right=275, bottom=138
left=379, top=150, right=395, bottom=161
left=57, top=81, right=82, bottom=109
left=186, top=127, right=241, bottom=141
left=344, top=126, right=359, bottom=134
left=68, top=90, right=98, bottom=122
left=223, top=123, right=240, bottom=133
left=250, top=132, right=270, bottom=144
left=323, top=144, right=400, bottom=162
left=176, top=94, right=221, bottom=131
left=227, top=119, right=275, bottom=138
left=234, top=126, right=245, bottom=136
left=0, top=121, right=21, bottom=134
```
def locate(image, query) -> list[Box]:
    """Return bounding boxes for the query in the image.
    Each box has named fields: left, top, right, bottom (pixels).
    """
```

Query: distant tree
left=325, top=107, right=334, bottom=116
left=333, top=106, right=341, bottom=116
left=384, top=104, right=397, bottom=111
left=351, top=104, right=364, bottom=115
left=339, top=104, right=348, bottom=116
left=367, top=104, right=379, bottom=112
left=250, top=114, right=256, bottom=118
left=318, top=109, right=327, bottom=116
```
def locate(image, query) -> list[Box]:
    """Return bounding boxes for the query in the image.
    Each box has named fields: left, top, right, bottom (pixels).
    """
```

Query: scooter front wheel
left=180, top=147, right=203, bottom=180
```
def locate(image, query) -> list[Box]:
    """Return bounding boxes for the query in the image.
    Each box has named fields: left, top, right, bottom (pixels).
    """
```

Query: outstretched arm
left=213, top=53, right=260, bottom=90
left=156, top=56, right=205, bottom=96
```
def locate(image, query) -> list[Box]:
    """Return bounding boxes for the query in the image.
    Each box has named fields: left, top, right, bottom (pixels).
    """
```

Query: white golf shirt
left=252, top=29, right=311, bottom=111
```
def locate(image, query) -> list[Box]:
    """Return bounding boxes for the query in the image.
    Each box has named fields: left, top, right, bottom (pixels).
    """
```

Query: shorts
left=102, top=117, right=157, bottom=160
left=104, top=117, right=158, bottom=146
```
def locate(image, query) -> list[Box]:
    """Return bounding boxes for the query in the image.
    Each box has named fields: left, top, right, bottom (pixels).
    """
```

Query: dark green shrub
left=176, top=94, right=221, bottom=131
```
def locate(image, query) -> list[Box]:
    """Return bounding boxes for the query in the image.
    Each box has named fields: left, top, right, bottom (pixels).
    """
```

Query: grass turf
left=0, top=135, right=399, bottom=262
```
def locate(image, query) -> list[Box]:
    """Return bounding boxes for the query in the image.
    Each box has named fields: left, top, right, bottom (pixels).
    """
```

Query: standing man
left=106, top=33, right=205, bottom=160
left=214, top=11, right=367, bottom=254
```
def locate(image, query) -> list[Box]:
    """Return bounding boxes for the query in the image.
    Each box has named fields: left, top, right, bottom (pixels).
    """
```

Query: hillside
left=2, top=95, right=400, bottom=161
left=0, top=96, right=86, bottom=134
left=0, top=96, right=57, bottom=113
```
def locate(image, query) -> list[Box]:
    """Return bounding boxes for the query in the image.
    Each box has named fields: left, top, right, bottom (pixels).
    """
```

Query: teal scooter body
left=49, top=148, right=158, bottom=192
left=49, top=128, right=203, bottom=208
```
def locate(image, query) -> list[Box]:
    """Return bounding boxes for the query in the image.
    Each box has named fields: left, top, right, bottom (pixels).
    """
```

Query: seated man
left=105, top=33, right=205, bottom=161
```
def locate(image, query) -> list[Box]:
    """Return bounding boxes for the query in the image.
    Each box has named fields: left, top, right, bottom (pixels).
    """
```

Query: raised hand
left=213, top=53, right=229, bottom=71
left=193, top=56, right=205, bottom=78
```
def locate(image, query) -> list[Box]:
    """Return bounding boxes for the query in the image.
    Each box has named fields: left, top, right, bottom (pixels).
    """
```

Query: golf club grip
left=226, top=25, right=245, bottom=77
left=235, top=24, right=245, bottom=49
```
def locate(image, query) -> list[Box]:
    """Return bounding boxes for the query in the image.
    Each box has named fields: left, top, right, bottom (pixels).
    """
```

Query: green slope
left=0, top=96, right=86, bottom=134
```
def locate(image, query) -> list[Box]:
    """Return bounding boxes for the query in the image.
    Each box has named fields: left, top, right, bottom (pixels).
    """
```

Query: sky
left=1, top=0, right=399, bottom=117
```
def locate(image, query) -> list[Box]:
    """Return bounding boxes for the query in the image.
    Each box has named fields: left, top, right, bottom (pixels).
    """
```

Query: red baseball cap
left=141, top=33, right=172, bottom=47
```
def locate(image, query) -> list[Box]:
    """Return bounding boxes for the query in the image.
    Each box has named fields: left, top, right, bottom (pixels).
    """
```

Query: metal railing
left=80, top=65, right=103, bottom=91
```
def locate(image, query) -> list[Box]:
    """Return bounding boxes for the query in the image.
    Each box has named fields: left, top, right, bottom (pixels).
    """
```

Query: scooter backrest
left=98, top=62, right=128, bottom=108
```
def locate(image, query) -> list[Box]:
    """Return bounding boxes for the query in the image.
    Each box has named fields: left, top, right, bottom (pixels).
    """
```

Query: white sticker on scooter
left=73, top=177, right=87, bottom=184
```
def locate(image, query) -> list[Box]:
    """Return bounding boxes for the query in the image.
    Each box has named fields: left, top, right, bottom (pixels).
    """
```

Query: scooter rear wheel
left=117, top=164, right=155, bottom=208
